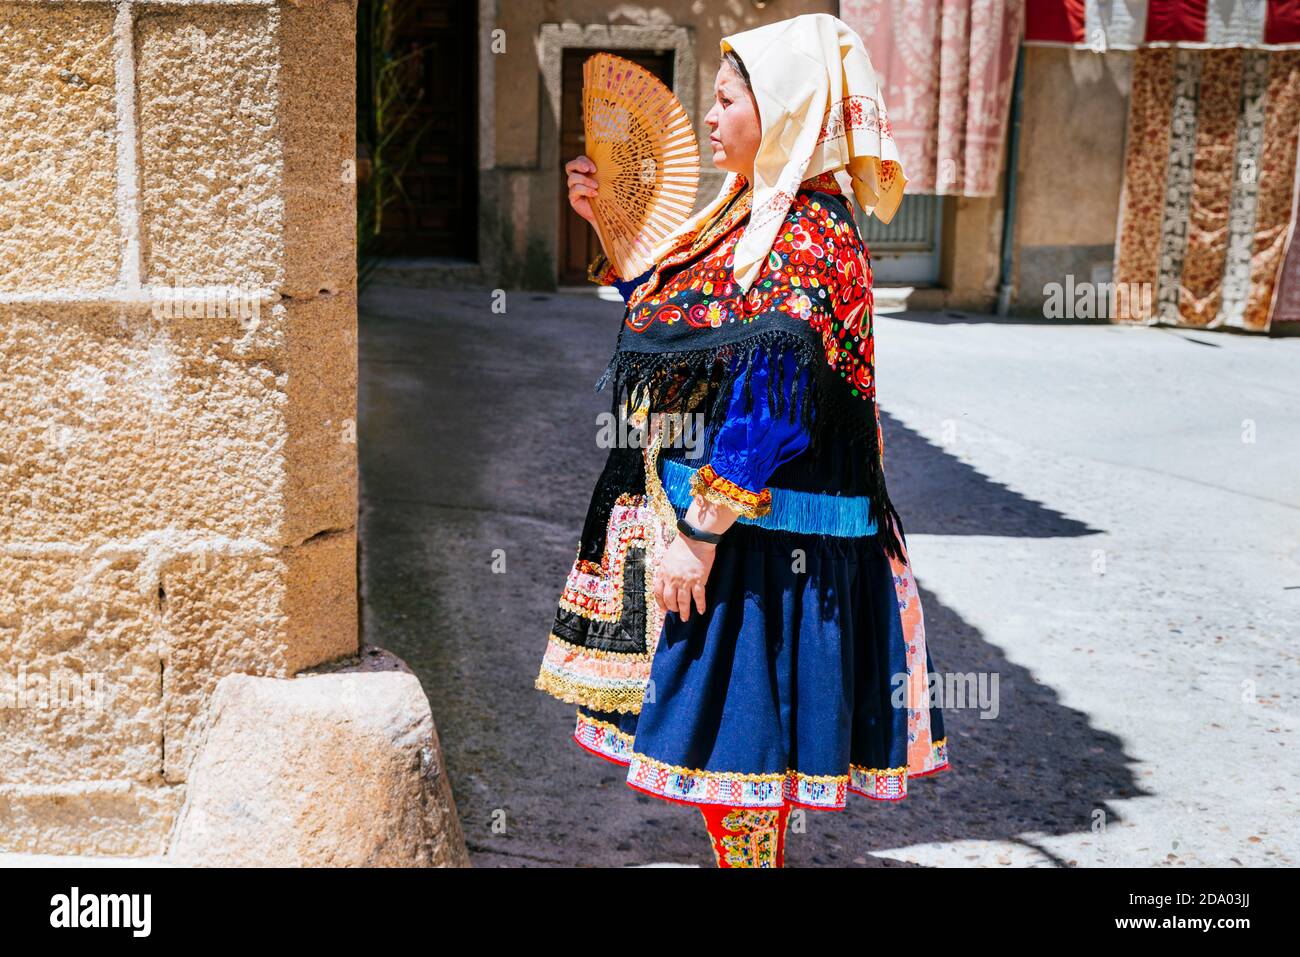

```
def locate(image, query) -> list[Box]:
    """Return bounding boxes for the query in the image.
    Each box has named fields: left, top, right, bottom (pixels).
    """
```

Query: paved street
left=358, top=283, right=1300, bottom=867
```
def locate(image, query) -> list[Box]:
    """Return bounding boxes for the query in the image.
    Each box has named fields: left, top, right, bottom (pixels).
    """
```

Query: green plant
left=355, top=0, right=433, bottom=291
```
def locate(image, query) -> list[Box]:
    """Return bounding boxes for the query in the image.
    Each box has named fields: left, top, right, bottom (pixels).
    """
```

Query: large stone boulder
left=167, top=666, right=469, bottom=867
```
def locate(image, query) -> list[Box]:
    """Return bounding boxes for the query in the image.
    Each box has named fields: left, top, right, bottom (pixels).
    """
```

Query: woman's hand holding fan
left=566, top=155, right=600, bottom=227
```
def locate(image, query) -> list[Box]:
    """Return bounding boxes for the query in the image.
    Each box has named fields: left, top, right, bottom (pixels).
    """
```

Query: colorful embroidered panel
left=1114, top=47, right=1300, bottom=332
left=534, top=493, right=669, bottom=714
left=698, top=805, right=789, bottom=867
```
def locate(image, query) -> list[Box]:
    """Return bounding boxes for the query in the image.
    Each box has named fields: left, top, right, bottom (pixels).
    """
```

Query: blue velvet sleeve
left=689, top=349, right=812, bottom=516
left=612, top=266, right=655, bottom=303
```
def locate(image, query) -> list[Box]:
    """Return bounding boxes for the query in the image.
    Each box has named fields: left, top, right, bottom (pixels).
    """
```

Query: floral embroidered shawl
left=595, top=168, right=906, bottom=559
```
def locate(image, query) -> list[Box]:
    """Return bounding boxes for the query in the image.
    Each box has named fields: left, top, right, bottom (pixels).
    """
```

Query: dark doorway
left=359, top=0, right=478, bottom=260
left=559, top=49, right=674, bottom=285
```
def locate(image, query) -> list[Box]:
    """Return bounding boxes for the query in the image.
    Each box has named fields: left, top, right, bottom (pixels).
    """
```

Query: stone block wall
left=0, top=0, right=359, bottom=855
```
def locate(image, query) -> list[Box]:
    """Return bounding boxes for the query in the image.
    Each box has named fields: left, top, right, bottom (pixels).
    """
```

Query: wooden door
left=365, top=0, right=478, bottom=259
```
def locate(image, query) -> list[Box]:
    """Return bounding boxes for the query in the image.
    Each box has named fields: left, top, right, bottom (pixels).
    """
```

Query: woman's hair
left=720, top=48, right=751, bottom=90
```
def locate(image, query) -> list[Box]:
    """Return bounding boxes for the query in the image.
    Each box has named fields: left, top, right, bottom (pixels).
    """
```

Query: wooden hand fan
left=582, top=52, right=700, bottom=280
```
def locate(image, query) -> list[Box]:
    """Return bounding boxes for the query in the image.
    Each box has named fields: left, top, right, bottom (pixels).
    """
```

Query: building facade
left=365, top=1, right=1299, bottom=334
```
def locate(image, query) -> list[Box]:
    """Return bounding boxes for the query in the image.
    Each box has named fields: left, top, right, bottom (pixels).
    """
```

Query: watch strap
left=676, top=517, right=723, bottom=544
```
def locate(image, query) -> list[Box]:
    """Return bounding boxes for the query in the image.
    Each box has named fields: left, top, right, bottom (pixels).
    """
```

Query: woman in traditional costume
left=535, top=13, right=950, bottom=868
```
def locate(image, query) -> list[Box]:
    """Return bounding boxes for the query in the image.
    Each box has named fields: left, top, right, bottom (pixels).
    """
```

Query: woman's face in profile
left=704, top=61, right=760, bottom=179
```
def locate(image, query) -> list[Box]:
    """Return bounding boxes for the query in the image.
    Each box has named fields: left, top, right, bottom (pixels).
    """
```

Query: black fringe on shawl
left=594, top=330, right=908, bottom=561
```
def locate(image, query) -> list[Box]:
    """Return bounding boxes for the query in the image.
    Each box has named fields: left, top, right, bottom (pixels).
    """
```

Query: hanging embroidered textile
left=1113, top=47, right=1300, bottom=332
left=1271, top=148, right=1300, bottom=329
left=1025, top=0, right=1300, bottom=50
left=840, top=0, right=1024, bottom=196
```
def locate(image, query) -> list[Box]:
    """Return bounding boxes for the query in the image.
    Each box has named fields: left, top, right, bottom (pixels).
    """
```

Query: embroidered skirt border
left=534, top=633, right=653, bottom=714
left=573, top=708, right=950, bottom=811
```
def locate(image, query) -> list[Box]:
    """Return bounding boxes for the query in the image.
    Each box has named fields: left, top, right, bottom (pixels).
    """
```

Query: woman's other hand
left=654, top=534, right=715, bottom=621
left=566, top=155, right=599, bottom=226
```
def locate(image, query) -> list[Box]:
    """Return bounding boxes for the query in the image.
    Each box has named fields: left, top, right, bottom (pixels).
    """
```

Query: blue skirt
left=571, top=466, right=950, bottom=811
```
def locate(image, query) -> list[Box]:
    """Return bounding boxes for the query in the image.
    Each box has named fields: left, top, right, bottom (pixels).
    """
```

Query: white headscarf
left=653, top=13, right=908, bottom=295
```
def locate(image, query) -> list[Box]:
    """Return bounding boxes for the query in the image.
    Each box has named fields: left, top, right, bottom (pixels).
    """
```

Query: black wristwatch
left=676, top=517, right=724, bottom=545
